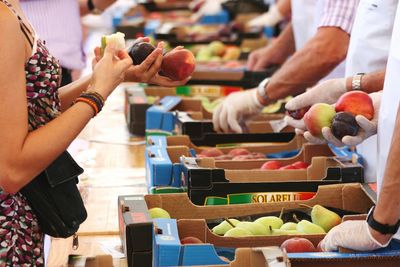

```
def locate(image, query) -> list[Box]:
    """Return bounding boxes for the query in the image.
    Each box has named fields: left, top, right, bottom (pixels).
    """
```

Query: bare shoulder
left=0, top=3, right=25, bottom=53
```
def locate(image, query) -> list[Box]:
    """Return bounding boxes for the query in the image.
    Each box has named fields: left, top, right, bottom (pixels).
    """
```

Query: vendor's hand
left=321, top=220, right=391, bottom=252
left=247, top=5, right=283, bottom=27
left=340, top=92, right=381, bottom=146
left=90, top=43, right=132, bottom=99
left=213, top=89, right=264, bottom=133
left=247, top=44, right=286, bottom=71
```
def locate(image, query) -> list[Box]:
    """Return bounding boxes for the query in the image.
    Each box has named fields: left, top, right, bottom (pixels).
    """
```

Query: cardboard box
left=145, top=135, right=304, bottom=189
left=118, top=183, right=378, bottom=266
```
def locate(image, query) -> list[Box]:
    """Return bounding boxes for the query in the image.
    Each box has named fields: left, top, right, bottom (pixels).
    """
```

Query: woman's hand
left=90, top=44, right=132, bottom=99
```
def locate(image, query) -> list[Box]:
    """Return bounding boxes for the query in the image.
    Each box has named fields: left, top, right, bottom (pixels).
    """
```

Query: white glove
left=213, top=89, right=264, bottom=133
left=321, top=220, right=391, bottom=252
left=319, top=92, right=381, bottom=147
left=191, top=0, right=224, bottom=21
left=247, top=5, right=283, bottom=27
left=285, top=78, right=347, bottom=131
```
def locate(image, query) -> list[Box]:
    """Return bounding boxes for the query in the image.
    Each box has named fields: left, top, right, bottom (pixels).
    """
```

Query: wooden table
left=47, top=85, right=143, bottom=266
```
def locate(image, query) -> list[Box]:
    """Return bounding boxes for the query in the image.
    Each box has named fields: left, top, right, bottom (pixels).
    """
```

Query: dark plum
left=128, top=41, right=156, bottom=65
left=331, top=112, right=359, bottom=140
left=287, top=106, right=311, bottom=120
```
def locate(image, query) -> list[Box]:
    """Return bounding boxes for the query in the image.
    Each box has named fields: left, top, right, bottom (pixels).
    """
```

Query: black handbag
left=20, top=151, right=87, bottom=238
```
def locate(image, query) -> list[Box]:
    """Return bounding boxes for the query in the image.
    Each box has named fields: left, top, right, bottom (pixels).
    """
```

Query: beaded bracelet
left=74, top=91, right=105, bottom=117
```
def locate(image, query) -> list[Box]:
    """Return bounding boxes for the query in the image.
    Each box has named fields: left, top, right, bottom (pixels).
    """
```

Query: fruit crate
left=124, top=84, right=243, bottom=136
left=145, top=134, right=302, bottom=191
left=180, top=145, right=363, bottom=205
left=145, top=96, right=294, bottom=138
left=118, top=183, right=376, bottom=267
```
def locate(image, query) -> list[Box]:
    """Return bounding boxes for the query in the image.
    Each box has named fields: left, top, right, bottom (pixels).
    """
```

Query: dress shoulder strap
left=0, top=0, right=34, bottom=48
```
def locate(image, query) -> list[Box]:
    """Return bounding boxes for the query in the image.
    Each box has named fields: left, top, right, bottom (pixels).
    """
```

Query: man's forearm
left=345, top=70, right=386, bottom=93
left=271, top=22, right=296, bottom=63
left=374, top=104, right=400, bottom=226
left=264, top=27, right=349, bottom=102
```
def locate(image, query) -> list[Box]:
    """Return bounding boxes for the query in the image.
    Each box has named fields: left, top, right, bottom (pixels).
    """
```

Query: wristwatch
left=351, top=73, right=365, bottom=91
left=257, top=78, right=271, bottom=104
left=367, top=206, right=400, bottom=235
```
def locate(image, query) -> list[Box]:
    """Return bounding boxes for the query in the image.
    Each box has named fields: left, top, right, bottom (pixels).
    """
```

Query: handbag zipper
left=72, top=234, right=79, bottom=250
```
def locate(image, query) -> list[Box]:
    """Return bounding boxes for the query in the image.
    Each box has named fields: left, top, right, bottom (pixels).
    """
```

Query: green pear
left=311, top=205, right=341, bottom=232
left=148, top=207, right=171, bottom=219
left=224, top=227, right=253, bottom=237
left=236, top=222, right=270, bottom=236
left=280, top=222, right=298, bottom=231
left=296, top=220, right=326, bottom=234
left=254, top=216, right=284, bottom=230
left=272, top=229, right=302, bottom=235
left=212, top=219, right=240, bottom=235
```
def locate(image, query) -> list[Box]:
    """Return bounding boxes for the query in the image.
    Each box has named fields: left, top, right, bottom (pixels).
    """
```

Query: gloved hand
left=247, top=5, right=284, bottom=27
left=284, top=78, right=348, bottom=146
left=213, top=89, right=264, bottom=133
left=191, top=0, right=224, bottom=21
left=318, top=92, right=381, bottom=146
left=321, top=220, right=391, bottom=252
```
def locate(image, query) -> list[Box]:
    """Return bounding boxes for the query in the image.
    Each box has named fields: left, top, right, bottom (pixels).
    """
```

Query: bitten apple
left=335, top=91, right=374, bottom=120
left=161, top=49, right=196, bottom=81
left=303, top=103, right=336, bottom=136
left=281, top=237, right=316, bottom=253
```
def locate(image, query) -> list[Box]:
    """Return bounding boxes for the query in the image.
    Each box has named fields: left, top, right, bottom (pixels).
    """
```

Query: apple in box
left=281, top=237, right=316, bottom=253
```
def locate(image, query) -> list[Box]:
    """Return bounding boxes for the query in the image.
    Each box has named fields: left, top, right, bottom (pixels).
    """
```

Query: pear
left=272, top=229, right=302, bottom=235
left=148, top=207, right=171, bottom=219
left=224, top=227, right=253, bottom=237
left=311, top=205, right=341, bottom=232
left=254, top=216, right=284, bottom=230
left=236, top=222, right=271, bottom=236
left=280, top=222, right=298, bottom=231
left=296, top=220, right=326, bottom=234
left=212, top=219, right=240, bottom=235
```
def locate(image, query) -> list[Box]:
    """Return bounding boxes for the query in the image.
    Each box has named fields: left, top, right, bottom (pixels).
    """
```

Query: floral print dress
left=0, top=1, right=61, bottom=266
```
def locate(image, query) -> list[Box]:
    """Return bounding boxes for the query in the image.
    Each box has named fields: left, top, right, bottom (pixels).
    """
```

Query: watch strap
left=367, top=206, right=400, bottom=235
left=351, top=73, right=365, bottom=91
left=257, top=78, right=270, bottom=103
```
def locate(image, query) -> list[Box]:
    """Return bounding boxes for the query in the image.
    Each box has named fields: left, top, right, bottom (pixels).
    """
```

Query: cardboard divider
left=144, top=183, right=374, bottom=219
left=163, top=134, right=305, bottom=155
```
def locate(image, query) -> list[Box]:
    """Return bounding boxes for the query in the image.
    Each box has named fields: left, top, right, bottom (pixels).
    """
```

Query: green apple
left=224, top=227, right=253, bottom=237
left=280, top=222, right=298, bottom=231
left=254, top=216, right=284, bottom=230
left=212, top=219, right=240, bottom=235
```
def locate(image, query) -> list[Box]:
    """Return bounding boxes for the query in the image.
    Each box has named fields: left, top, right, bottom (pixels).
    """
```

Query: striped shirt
left=318, top=0, right=360, bottom=34
left=20, top=0, right=85, bottom=70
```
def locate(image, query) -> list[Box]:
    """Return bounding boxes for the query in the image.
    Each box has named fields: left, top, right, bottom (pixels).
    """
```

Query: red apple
left=214, top=154, right=234, bottom=160
left=335, top=91, right=374, bottom=120
left=200, top=148, right=224, bottom=157
left=260, top=161, right=282, bottom=170
left=303, top=103, right=336, bottom=136
left=279, top=165, right=297, bottom=170
left=287, top=106, right=311, bottom=120
left=228, top=148, right=251, bottom=157
left=161, top=49, right=196, bottom=81
left=291, top=161, right=309, bottom=169
left=280, top=237, right=316, bottom=253
left=180, top=236, right=204, bottom=245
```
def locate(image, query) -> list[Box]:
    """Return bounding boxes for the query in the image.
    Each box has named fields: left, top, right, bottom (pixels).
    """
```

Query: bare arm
left=344, top=70, right=386, bottom=93
left=79, top=0, right=116, bottom=16
left=247, top=22, right=295, bottom=71
left=0, top=9, right=133, bottom=194
left=259, top=27, right=350, bottom=104
left=57, top=75, right=91, bottom=112
left=277, top=0, right=291, bottom=19
left=371, top=104, right=400, bottom=244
